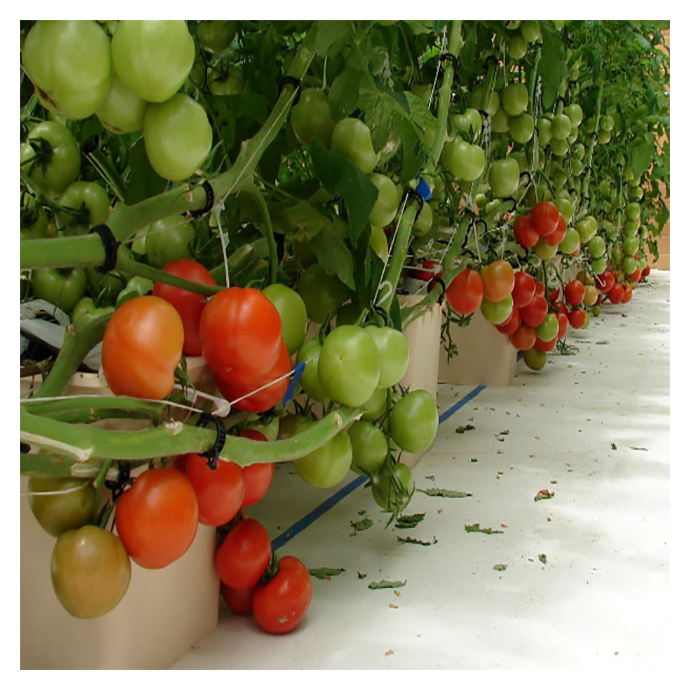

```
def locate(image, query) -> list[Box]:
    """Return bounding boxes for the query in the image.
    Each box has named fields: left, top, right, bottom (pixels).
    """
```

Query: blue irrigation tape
left=270, top=382, right=487, bottom=551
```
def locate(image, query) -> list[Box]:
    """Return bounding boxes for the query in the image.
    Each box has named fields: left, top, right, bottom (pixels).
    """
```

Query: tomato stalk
left=91, top=459, right=113, bottom=524
left=23, top=396, right=168, bottom=425
left=377, top=204, right=417, bottom=312
left=578, top=82, right=604, bottom=218
left=84, top=148, right=127, bottom=202
left=244, top=186, right=278, bottom=285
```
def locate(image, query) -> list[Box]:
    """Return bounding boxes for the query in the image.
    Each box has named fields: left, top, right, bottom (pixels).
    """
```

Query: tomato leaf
left=397, top=536, right=437, bottom=546
left=310, top=139, right=378, bottom=244
left=455, top=424, right=475, bottom=434
left=330, top=66, right=364, bottom=116
left=350, top=517, right=373, bottom=532
left=389, top=294, right=403, bottom=332
left=315, top=227, right=356, bottom=290
left=309, top=567, right=345, bottom=580
left=214, top=93, right=268, bottom=124
left=394, top=513, right=426, bottom=529
left=420, top=488, right=472, bottom=498
left=538, top=554, right=548, bottom=565
left=465, top=523, right=504, bottom=535
left=631, top=136, right=656, bottom=179
left=315, top=20, right=355, bottom=57
left=368, top=579, right=407, bottom=589
left=123, top=139, right=167, bottom=205
left=538, top=23, right=568, bottom=110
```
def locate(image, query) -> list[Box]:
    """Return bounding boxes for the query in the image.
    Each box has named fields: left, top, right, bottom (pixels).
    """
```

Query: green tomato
left=364, top=326, right=409, bottom=389
left=362, top=386, right=388, bottom=422
left=348, top=421, right=388, bottom=475
left=508, top=34, right=527, bottom=60
left=576, top=216, right=598, bottom=243
left=295, top=425, right=352, bottom=489
left=554, top=197, right=573, bottom=223
left=413, top=201, right=434, bottom=237
left=550, top=136, right=569, bottom=157
left=263, top=284, right=308, bottom=355
left=71, top=297, right=115, bottom=330
left=509, top=113, right=534, bottom=144
left=112, top=20, right=194, bottom=103
left=144, top=94, right=212, bottom=181
left=244, top=413, right=280, bottom=442
left=390, top=390, right=438, bottom=454
left=624, top=220, right=640, bottom=237
left=637, top=255, right=647, bottom=270
left=639, top=225, right=649, bottom=241
left=535, top=313, right=558, bottom=342
left=509, top=150, right=529, bottom=172
left=523, top=347, right=547, bottom=371
left=451, top=108, right=483, bottom=140
left=611, top=244, right=624, bottom=265
left=115, top=276, right=154, bottom=308
left=96, top=70, right=149, bottom=133
left=623, top=236, right=640, bottom=256
left=297, top=263, right=350, bottom=323
left=567, top=126, right=579, bottom=145
left=572, top=143, right=586, bottom=160
left=369, top=174, right=399, bottom=226
left=520, top=20, right=541, bottom=43
left=32, top=268, right=87, bottom=313
left=598, top=129, right=612, bottom=145
left=592, top=305, right=601, bottom=317
left=21, top=199, right=49, bottom=241
left=290, top=88, right=335, bottom=148
left=551, top=113, right=572, bottom=140
left=474, top=193, right=488, bottom=210
left=501, top=83, right=529, bottom=117
left=57, top=182, right=110, bottom=236
left=443, top=139, right=486, bottom=182
left=208, top=65, right=245, bottom=96
left=564, top=103, right=583, bottom=128
left=278, top=414, right=308, bottom=440
left=369, top=226, right=389, bottom=263
left=481, top=295, right=514, bottom=324
left=372, top=463, right=413, bottom=513
left=197, top=20, right=236, bottom=53
left=571, top=159, right=585, bottom=176
left=86, top=268, right=127, bottom=305
left=559, top=227, right=581, bottom=255
left=626, top=203, right=641, bottom=221
left=623, top=256, right=637, bottom=275
left=145, top=216, right=195, bottom=268
left=600, top=114, right=615, bottom=132
left=23, top=121, right=81, bottom=195
left=331, top=118, right=379, bottom=174
left=297, top=339, right=326, bottom=401
left=587, top=236, right=606, bottom=259
left=318, top=326, right=380, bottom=407
left=591, top=257, right=607, bottom=275
left=28, top=477, right=97, bottom=538
left=604, top=222, right=618, bottom=240
left=489, top=158, right=520, bottom=198
left=23, top=21, right=111, bottom=119
left=471, top=88, right=500, bottom=117
left=629, top=185, right=643, bottom=201
left=491, top=107, right=511, bottom=133
left=534, top=237, right=558, bottom=261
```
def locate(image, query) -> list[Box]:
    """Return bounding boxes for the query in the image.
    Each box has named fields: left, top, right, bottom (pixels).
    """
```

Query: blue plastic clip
left=282, top=361, right=306, bottom=405
left=416, top=176, right=432, bottom=201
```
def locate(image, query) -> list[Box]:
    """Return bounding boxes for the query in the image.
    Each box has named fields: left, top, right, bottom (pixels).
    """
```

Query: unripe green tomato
left=145, top=216, right=195, bottom=268
left=537, top=117, right=552, bottom=145
left=502, top=82, right=529, bottom=117
left=570, top=65, right=580, bottom=81
left=576, top=216, right=598, bottom=243
left=588, top=235, right=606, bottom=259
left=480, top=295, right=514, bottom=324
left=331, top=118, right=380, bottom=174
left=491, top=108, right=511, bottom=133
left=112, top=20, right=194, bottom=103
left=208, top=65, right=245, bottom=96
left=524, top=347, right=547, bottom=371
left=567, top=127, right=579, bottom=145
left=598, top=129, right=612, bottom=145
left=23, top=20, right=112, bottom=120
left=604, top=222, right=618, bottom=240
left=550, top=137, right=569, bottom=157
left=31, top=268, right=87, bottom=313
left=623, top=236, right=640, bottom=256
left=277, top=414, right=308, bottom=440
left=554, top=20, right=566, bottom=29
left=554, top=198, right=573, bottom=223
left=551, top=113, right=572, bottom=140
left=443, top=139, right=486, bottom=182
left=197, top=20, right=237, bottom=53
left=471, top=88, right=500, bottom=116
left=290, top=88, right=335, bottom=148
left=506, top=20, right=522, bottom=29
left=369, top=226, right=388, bottom=263
left=534, top=237, right=558, bottom=261
left=599, top=179, right=611, bottom=196
left=348, top=421, right=388, bottom=475
left=559, top=227, right=580, bottom=255
left=629, top=185, right=643, bottom=201
left=591, top=256, right=607, bottom=275
left=639, top=225, right=649, bottom=240
left=297, top=339, right=326, bottom=401
left=368, top=174, right=399, bottom=226
left=509, top=113, right=534, bottom=144
left=144, top=94, right=212, bottom=181
left=624, top=220, right=640, bottom=237
left=372, top=464, right=413, bottom=513
left=600, top=114, right=615, bottom=132
left=509, top=150, right=528, bottom=172
left=390, top=390, right=438, bottom=454
left=474, top=193, right=488, bottom=210
left=362, top=387, right=387, bottom=421
left=564, top=103, right=584, bottom=128
left=23, top=121, right=81, bottom=195
left=486, top=199, right=502, bottom=214
left=637, top=255, right=647, bottom=270
left=489, top=158, right=520, bottom=198
left=555, top=188, right=572, bottom=200
left=569, top=159, right=584, bottom=177
left=365, top=325, right=410, bottom=389
left=592, top=305, right=601, bottom=317
left=583, top=117, right=596, bottom=134
left=623, top=256, right=637, bottom=275
left=520, top=20, right=541, bottom=43
left=611, top=244, right=624, bottom=265
left=508, top=34, right=528, bottom=60
left=96, top=70, right=148, bottom=133
left=28, top=477, right=97, bottom=538
left=626, top=203, right=641, bottom=221
left=572, top=143, right=586, bottom=160
left=295, top=426, right=352, bottom=489
left=413, top=202, right=433, bottom=236
left=451, top=108, right=483, bottom=140
left=58, top=182, right=111, bottom=236
left=553, top=170, right=568, bottom=189
left=536, top=313, right=558, bottom=342
left=263, top=284, right=308, bottom=355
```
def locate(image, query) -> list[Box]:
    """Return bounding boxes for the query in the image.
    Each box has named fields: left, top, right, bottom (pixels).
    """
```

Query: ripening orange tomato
left=480, top=260, right=515, bottom=303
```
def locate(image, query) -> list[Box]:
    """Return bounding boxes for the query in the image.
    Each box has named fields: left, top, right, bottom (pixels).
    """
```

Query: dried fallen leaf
left=534, top=489, right=555, bottom=502
left=351, top=517, right=373, bottom=532
left=397, top=535, right=437, bottom=547
left=309, top=567, right=346, bottom=580
left=385, top=650, right=394, bottom=656
left=389, top=604, right=399, bottom=609
left=493, top=564, right=507, bottom=572
left=420, top=488, right=472, bottom=498
left=357, top=572, right=367, bottom=579
left=455, top=424, right=476, bottom=434
left=369, top=580, right=407, bottom=590
left=465, top=523, right=504, bottom=535
left=394, top=513, right=425, bottom=529
left=538, top=554, right=548, bottom=565
left=394, top=590, right=401, bottom=597
left=500, top=523, right=508, bottom=528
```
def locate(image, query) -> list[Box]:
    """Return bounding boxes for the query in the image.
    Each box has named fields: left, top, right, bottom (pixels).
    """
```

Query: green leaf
left=461, top=25, right=478, bottom=73
left=403, top=20, right=435, bottom=35
left=329, top=66, right=364, bottom=116
left=420, top=488, right=472, bottom=498
left=315, top=20, right=354, bottom=57
left=465, top=523, right=504, bottom=535
left=389, top=293, right=403, bottom=331
left=310, top=139, right=379, bottom=244
left=309, top=567, right=346, bottom=580
left=394, top=513, right=426, bottom=529
left=538, top=23, right=568, bottom=110
left=631, top=137, right=656, bottom=179
left=398, top=536, right=437, bottom=546
left=123, top=139, right=167, bottom=205
left=214, top=93, right=268, bottom=123
left=368, top=579, right=406, bottom=590
left=315, top=227, right=356, bottom=290
left=350, top=517, right=373, bottom=532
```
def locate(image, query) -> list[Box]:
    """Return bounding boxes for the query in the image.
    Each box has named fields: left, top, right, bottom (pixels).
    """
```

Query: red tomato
left=446, top=268, right=484, bottom=315
left=216, top=341, right=291, bottom=413
left=200, top=288, right=283, bottom=382
left=629, top=268, right=642, bottom=283
left=608, top=283, right=625, bottom=304
left=534, top=336, right=557, bottom=352
left=512, top=271, right=536, bottom=308
left=215, top=518, right=271, bottom=590
left=221, top=583, right=254, bottom=616
left=185, top=454, right=245, bottom=527
left=411, top=259, right=441, bottom=282
left=548, top=287, right=560, bottom=303
left=556, top=313, right=568, bottom=339
left=152, top=260, right=216, bottom=356
left=530, top=201, right=559, bottom=237
left=102, top=296, right=184, bottom=399
left=543, top=214, right=567, bottom=246
left=568, top=309, right=587, bottom=329
left=252, top=555, right=312, bottom=635
left=115, top=468, right=198, bottom=569
left=595, top=270, right=615, bottom=293
left=534, top=281, right=545, bottom=298
left=509, top=324, right=537, bottom=351
left=520, top=295, right=548, bottom=328
left=621, top=283, right=634, bottom=303
left=641, top=265, right=651, bottom=277
left=564, top=280, right=585, bottom=307
left=553, top=300, right=568, bottom=316
left=495, top=306, right=521, bottom=335
left=480, top=260, right=515, bottom=303
left=513, top=215, right=539, bottom=248
left=238, top=429, right=274, bottom=507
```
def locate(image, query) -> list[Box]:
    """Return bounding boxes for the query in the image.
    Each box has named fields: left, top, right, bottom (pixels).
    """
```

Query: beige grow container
left=20, top=357, right=220, bottom=670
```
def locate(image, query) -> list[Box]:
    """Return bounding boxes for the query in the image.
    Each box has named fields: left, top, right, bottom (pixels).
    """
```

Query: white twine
left=428, top=27, right=449, bottom=110
left=20, top=480, right=92, bottom=497
left=372, top=196, right=410, bottom=309
left=211, top=198, right=231, bottom=288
